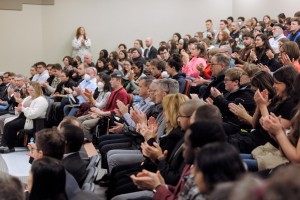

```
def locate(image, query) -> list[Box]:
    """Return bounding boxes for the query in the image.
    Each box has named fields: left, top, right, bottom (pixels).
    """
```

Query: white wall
left=0, top=0, right=298, bottom=76
left=0, top=5, right=43, bottom=75
left=232, top=0, right=298, bottom=20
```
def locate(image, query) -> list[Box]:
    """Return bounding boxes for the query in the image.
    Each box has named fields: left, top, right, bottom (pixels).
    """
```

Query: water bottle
left=29, top=137, right=34, bottom=153
left=29, top=137, right=34, bottom=144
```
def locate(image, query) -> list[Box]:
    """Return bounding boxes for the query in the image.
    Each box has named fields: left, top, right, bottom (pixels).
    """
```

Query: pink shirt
left=182, top=57, right=207, bottom=78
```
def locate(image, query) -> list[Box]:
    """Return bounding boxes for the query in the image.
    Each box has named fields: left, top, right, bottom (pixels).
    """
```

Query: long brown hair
left=288, top=103, right=300, bottom=146
left=76, top=26, right=87, bottom=40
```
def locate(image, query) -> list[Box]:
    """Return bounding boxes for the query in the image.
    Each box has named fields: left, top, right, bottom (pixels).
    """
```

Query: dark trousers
left=2, top=116, right=26, bottom=148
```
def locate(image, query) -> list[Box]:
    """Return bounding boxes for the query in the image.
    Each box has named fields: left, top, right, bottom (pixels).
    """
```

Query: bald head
left=145, top=37, right=153, bottom=48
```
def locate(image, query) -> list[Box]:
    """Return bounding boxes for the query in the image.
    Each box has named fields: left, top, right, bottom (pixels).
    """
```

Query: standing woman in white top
left=72, top=26, right=91, bottom=60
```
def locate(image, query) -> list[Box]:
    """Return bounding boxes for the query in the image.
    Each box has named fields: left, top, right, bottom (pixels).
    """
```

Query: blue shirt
left=76, top=78, right=97, bottom=103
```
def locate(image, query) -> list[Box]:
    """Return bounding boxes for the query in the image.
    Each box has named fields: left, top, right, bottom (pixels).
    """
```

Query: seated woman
left=27, top=157, right=67, bottom=200
left=241, top=73, right=300, bottom=171
left=0, top=82, right=48, bottom=153
left=77, top=73, right=111, bottom=136
left=192, top=142, right=245, bottom=199
left=125, top=61, right=146, bottom=94
left=181, top=42, right=207, bottom=79
left=228, top=66, right=298, bottom=154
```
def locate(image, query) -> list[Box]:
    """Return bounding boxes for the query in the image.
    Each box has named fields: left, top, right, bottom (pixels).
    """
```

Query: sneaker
left=0, top=147, right=15, bottom=153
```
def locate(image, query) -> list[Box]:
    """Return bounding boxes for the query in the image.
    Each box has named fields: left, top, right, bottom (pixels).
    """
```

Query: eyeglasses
left=210, top=63, right=219, bottom=67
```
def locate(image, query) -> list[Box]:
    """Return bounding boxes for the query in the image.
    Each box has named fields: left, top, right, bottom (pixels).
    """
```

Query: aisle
left=0, top=147, right=31, bottom=183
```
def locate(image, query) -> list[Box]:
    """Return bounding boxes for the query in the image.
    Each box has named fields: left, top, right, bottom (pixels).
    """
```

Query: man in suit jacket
left=144, top=37, right=158, bottom=60
left=61, top=124, right=87, bottom=187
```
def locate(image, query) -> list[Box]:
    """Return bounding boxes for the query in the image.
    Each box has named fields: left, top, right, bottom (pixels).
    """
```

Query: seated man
left=208, top=67, right=255, bottom=134
left=30, top=128, right=99, bottom=200
left=79, top=70, right=129, bottom=136
left=63, top=66, right=97, bottom=116
left=61, top=124, right=87, bottom=187
left=42, top=63, right=62, bottom=96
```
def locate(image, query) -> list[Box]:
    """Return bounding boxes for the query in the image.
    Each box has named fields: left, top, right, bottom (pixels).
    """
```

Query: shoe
left=95, top=174, right=110, bottom=187
left=0, top=147, right=15, bottom=153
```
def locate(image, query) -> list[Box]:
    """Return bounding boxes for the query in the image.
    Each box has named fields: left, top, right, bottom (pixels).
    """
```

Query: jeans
left=240, top=153, right=258, bottom=171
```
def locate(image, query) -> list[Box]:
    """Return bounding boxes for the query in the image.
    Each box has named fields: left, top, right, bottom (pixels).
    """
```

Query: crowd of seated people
left=0, top=11, right=300, bottom=200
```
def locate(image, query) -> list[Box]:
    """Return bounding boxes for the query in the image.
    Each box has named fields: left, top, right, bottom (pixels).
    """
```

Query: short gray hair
left=157, top=79, right=179, bottom=94
left=213, top=53, right=230, bottom=67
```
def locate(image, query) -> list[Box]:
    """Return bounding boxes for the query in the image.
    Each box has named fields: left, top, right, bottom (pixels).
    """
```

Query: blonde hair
left=225, top=67, right=243, bottom=81
left=162, top=93, right=189, bottom=133
left=29, top=81, right=43, bottom=99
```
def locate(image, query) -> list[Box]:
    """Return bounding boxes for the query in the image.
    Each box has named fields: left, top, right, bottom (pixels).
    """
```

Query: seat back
left=183, top=79, right=191, bottom=96
left=83, top=166, right=96, bottom=184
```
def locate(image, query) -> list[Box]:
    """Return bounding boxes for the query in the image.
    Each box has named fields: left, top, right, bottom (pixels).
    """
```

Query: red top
left=103, top=87, right=128, bottom=113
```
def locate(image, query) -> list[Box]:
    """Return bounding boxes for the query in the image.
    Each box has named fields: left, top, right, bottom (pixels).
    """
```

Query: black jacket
left=62, top=152, right=87, bottom=187
left=202, top=72, right=227, bottom=100
left=213, top=86, right=255, bottom=128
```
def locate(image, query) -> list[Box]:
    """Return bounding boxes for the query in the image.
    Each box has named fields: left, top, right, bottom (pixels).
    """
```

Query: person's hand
left=254, top=89, right=269, bottom=107
left=141, top=142, right=167, bottom=162
left=266, top=49, right=274, bottom=59
left=128, top=71, right=135, bottom=81
left=116, top=100, right=129, bottom=115
left=15, top=97, right=23, bottom=104
left=27, top=143, right=37, bottom=152
left=130, top=107, right=147, bottom=124
left=81, top=39, right=85, bottom=45
left=15, top=105, right=22, bottom=112
left=261, top=113, right=284, bottom=137
left=196, top=63, right=205, bottom=73
left=131, top=170, right=165, bottom=190
left=64, top=87, right=72, bottom=94
left=193, top=76, right=206, bottom=85
left=229, top=103, right=248, bottom=119
left=109, top=121, right=124, bottom=134
left=13, top=92, right=20, bottom=99
left=210, top=87, right=222, bottom=97
left=280, top=53, right=293, bottom=65
left=257, top=63, right=271, bottom=73
left=231, top=52, right=240, bottom=60
left=205, top=97, right=214, bottom=105
left=250, top=49, right=257, bottom=61
left=136, top=122, right=158, bottom=141
left=52, top=92, right=60, bottom=98
left=190, top=94, right=200, bottom=100
left=84, top=89, right=93, bottom=99
left=74, top=87, right=83, bottom=95
left=90, top=107, right=103, bottom=115
left=113, top=109, right=122, bottom=117
left=7, top=87, right=14, bottom=96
